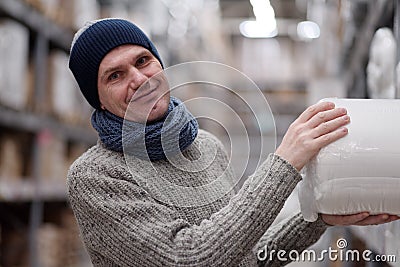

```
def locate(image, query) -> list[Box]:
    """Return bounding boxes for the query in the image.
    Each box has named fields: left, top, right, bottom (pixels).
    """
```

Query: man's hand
left=321, top=212, right=400, bottom=226
left=276, top=101, right=350, bottom=171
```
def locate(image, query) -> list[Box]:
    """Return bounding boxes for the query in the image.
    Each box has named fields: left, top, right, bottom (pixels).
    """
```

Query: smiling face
left=97, top=44, right=170, bottom=123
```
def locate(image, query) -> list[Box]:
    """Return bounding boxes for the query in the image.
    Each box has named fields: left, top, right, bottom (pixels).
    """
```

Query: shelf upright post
left=395, top=0, right=400, bottom=99
left=29, top=133, right=44, bottom=267
left=28, top=31, right=48, bottom=267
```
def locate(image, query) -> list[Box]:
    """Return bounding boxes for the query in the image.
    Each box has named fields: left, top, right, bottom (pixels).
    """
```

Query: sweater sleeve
left=67, top=153, right=303, bottom=267
left=253, top=212, right=328, bottom=267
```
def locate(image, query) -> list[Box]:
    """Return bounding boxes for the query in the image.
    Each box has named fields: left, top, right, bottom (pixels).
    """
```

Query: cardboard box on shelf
left=2, top=227, right=29, bottom=267
left=0, top=19, right=29, bottom=110
left=28, top=0, right=98, bottom=30
left=38, top=212, right=88, bottom=267
left=39, top=0, right=75, bottom=28
left=0, top=134, right=25, bottom=181
left=48, top=50, right=92, bottom=126
left=37, top=130, right=68, bottom=182
left=67, top=142, right=88, bottom=167
left=60, top=209, right=90, bottom=264
left=48, top=51, right=77, bottom=124
left=38, top=224, right=62, bottom=267
left=72, top=0, right=100, bottom=29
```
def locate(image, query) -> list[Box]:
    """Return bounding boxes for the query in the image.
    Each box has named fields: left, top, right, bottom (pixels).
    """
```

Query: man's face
left=97, top=44, right=170, bottom=123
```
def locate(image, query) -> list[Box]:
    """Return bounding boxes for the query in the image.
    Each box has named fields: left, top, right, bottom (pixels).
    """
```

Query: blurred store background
left=0, top=0, right=399, bottom=266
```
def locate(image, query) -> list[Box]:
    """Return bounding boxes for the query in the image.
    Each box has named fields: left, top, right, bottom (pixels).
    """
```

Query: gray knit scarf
left=91, top=97, right=199, bottom=161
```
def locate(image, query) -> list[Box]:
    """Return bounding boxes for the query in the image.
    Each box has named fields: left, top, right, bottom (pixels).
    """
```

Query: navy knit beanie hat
left=69, top=18, right=163, bottom=109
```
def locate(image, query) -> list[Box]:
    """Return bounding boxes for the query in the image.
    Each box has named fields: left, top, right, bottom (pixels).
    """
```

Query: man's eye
left=108, top=72, right=120, bottom=81
left=136, top=56, right=148, bottom=66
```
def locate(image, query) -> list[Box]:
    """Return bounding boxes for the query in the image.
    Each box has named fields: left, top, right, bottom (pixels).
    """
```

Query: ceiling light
left=240, top=0, right=277, bottom=38
left=297, top=21, right=320, bottom=40
left=239, top=20, right=277, bottom=38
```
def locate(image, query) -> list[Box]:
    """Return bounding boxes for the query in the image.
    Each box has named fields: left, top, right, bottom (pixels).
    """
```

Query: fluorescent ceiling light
left=240, top=20, right=277, bottom=38
left=297, top=21, right=320, bottom=39
left=240, top=0, right=277, bottom=38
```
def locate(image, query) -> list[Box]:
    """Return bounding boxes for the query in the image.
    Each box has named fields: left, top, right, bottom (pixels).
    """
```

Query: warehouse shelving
left=0, top=180, right=66, bottom=202
left=0, top=0, right=73, bottom=51
left=0, top=1, right=95, bottom=266
left=0, top=106, right=96, bottom=144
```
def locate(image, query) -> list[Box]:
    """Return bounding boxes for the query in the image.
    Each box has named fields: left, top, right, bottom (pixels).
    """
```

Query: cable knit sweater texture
left=67, top=129, right=327, bottom=267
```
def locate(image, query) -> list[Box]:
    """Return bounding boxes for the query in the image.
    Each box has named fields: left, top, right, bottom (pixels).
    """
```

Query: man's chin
left=147, top=102, right=169, bottom=123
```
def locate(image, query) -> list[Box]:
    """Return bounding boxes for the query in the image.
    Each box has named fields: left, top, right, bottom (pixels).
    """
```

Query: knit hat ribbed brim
left=69, top=18, right=163, bottom=109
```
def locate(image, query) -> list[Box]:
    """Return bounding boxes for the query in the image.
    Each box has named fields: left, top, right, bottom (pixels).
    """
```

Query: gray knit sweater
left=67, top=129, right=327, bottom=267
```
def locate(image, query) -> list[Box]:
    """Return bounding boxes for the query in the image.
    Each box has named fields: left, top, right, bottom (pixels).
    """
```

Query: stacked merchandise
left=0, top=0, right=100, bottom=266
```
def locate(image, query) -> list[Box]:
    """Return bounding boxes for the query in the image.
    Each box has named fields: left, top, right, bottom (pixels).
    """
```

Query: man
left=67, top=18, right=397, bottom=267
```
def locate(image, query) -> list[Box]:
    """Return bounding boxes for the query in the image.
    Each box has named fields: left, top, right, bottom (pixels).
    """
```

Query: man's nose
left=128, top=67, right=148, bottom=90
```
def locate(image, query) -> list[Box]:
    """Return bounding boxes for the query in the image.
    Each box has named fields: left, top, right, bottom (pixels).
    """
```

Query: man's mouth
left=128, top=80, right=160, bottom=104
left=130, top=88, right=157, bottom=102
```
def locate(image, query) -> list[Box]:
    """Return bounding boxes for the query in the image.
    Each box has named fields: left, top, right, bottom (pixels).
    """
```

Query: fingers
left=297, top=101, right=335, bottom=123
left=275, top=101, right=349, bottom=171
left=354, top=214, right=400, bottom=226
left=344, top=212, right=370, bottom=225
left=312, top=114, right=350, bottom=139
left=321, top=212, right=400, bottom=226
left=304, top=103, right=350, bottom=147
left=314, top=125, right=349, bottom=148
left=322, top=212, right=370, bottom=226
left=294, top=102, right=350, bottom=142
left=308, top=107, right=348, bottom=130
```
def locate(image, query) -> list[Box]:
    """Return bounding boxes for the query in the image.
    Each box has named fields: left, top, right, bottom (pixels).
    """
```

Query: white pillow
left=299, top=98, right=400, bottom=222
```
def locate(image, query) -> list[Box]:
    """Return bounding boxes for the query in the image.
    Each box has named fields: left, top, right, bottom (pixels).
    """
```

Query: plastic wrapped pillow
left=299, top=98, right=400, bottom=222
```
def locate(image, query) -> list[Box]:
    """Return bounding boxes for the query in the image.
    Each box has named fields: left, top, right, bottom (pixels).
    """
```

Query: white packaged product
left=299, top=98, right=400, bottom=222
left=0, top=19, right=29, bottom=110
